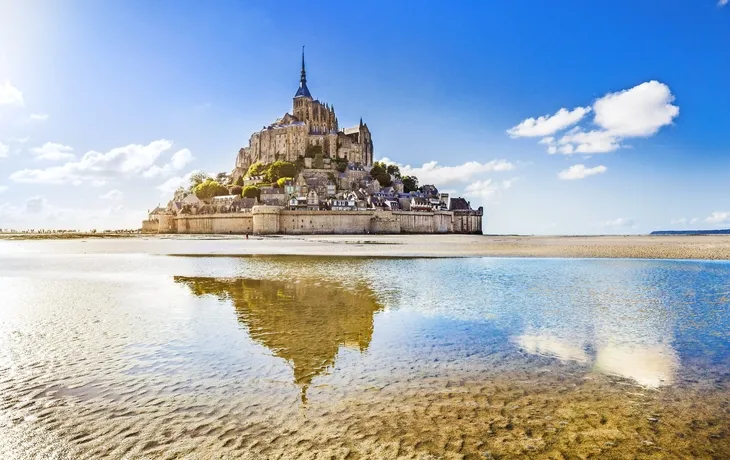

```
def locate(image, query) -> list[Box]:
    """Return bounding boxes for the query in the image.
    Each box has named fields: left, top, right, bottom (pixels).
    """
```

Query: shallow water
left=0, top=244, right=729, bottom=459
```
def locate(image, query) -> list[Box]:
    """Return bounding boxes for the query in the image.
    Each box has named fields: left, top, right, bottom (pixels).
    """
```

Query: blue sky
left=0, top=0, right=728, bottom=234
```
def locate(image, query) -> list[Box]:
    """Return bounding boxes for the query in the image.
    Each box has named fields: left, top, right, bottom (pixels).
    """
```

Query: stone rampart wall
left=279, top=210, right=373, bottom=234
left=174, top=214, right=253, bottom=234
left=162, top=208, right=482, bottom=235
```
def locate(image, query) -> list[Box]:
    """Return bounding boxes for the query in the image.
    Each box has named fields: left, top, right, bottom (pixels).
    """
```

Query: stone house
left=410, top=197, right=431, bottom=212
left=306, top=190, right=320, bottom=210
left=211, top=195, right=238, bottom=206
left=260, top=187, right=287, bottom=206
left=328, top=198, right=356, bottom=211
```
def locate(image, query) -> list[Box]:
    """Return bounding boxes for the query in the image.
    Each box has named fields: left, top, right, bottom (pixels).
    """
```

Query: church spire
left=294, top=46, right=312, bottom=98
left=300, top=46, right=306, bottom=86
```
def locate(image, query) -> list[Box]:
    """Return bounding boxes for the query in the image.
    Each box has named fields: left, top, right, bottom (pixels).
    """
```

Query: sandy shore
left=2, top=233, right=730, bottom=259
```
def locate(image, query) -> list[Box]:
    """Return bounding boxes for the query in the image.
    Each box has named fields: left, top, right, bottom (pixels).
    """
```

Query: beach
left=2, top=233, right=730, bottom=260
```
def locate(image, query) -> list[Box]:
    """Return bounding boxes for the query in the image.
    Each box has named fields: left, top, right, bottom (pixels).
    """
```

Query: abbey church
left=232, top=50, right=374, bottom=179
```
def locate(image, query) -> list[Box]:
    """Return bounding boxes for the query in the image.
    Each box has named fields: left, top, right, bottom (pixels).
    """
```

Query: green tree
left=216, top=172, right=229, bottom=183
left=194, top=179, right=229, bottom=200
left=313, top=152, right=324, bottom=169
left=188, top=171, right=210, bottom=191
left=402, top=175, right=419, bottom=193
left=267, top=161, right=297, bottom=182
left=242, top=185, right=261, bottom=200
left=246, top=162, right=267, bottom=178
left=276, top=177, right=294, bottom=188
left=386, top=164, right=401, bottom=178
left=234, top=176, right=244, bottom=186
left=334, top=158, right=348, bottom=173
left=370, top=162, right=392, bottom=187
left=230, top=185, right=243, bottom=196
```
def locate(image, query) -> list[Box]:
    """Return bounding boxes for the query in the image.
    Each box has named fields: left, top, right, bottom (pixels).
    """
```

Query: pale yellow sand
left=2, top=233, right=730, bottom=259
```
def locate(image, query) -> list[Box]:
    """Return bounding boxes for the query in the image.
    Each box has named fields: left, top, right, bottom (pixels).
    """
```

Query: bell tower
left=293, top=46, right=313, bottom=122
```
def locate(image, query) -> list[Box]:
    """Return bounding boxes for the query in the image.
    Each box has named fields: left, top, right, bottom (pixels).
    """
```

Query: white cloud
left=142, top=148, right=194, bottom=178
left=706, top=212, right=730, bottom=225
left=0, top=142, right=8, bottom=158
left=557, top=129, right=620, bottom=154
left=604, top=217, right=636, bottom=228
left=0, top=81, right=24, bottom=106
left=464, top=179, right=499, bottom=200
left=99, top=189, right=124, bottom=201
left=507, top=106, right=591, bottom=138
left=511, top=81, right=678, bottom=155
left=558, top=164, right=607, bottom=180
left=29, top=113, right=49, bottom=121
left=378, top=157, right=514, bottom=187
left=10, top=136, right=30, bottom=144
left=670, top=218, right=688, bottom=225
left=501, top=178, right=518, bottom=189
left=0, top=185, right=7, bottom=193
left=719, top=0, right=727, bottom=6
left=31, top=142, right=76, bottom=161
left=593, top=81, right=679, bottom=137
left=156, top=170, right=203, bottom=196
left=10, top=139, right=180, bottom=186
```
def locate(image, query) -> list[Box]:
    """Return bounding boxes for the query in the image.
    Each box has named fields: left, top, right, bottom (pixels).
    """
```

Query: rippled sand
left=1, top=250, right=729, bottom=459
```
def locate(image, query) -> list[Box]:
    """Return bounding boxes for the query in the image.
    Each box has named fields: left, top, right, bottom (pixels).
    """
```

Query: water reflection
left=175, top=276, right=383, bottom=402
left=510, top=262, right=681, bottom=388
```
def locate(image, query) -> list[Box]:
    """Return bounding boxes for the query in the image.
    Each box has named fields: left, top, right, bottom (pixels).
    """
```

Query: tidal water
left=0, top=243, right=729, bottom=459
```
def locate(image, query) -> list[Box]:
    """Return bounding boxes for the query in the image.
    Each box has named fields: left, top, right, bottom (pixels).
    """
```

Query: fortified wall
left=146, top=206, right=482, bottom=235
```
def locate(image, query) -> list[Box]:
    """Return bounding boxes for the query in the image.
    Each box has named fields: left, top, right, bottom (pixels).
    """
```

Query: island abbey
left=232, top=50, right=374, bottom=179
left=143, top=51, right=483, bottom=235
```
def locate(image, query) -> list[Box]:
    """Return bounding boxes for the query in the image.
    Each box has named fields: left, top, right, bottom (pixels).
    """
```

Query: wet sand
left=2, top=233, right=730, bottom=260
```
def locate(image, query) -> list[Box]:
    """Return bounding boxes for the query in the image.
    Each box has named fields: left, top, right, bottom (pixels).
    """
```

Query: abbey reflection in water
left=175, top=276, right=383, bottom=400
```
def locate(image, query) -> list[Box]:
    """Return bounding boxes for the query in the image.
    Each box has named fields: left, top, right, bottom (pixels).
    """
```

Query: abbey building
left=233, top=50, right=374, bottom=179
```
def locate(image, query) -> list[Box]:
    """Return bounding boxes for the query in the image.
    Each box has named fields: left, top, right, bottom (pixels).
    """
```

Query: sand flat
left=2, top=233, right=730, bottom=259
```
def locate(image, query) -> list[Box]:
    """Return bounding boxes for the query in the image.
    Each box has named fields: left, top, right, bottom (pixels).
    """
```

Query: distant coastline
left=651, top=229, right=730, bottom=235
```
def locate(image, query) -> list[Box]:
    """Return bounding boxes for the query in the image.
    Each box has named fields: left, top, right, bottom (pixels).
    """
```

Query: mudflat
left=2, top=233, right=730, bottom=260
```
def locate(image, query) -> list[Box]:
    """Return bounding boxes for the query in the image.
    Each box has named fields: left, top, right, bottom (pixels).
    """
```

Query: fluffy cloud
left=10, top=139, right=186, bottom=186
left=556, top=129, right=621, bottom=154
left=99, top=189, right=124, bottom=201
left=603, top=217, right=636, bottom=228
left=379, top=157, right=514, bottom=187
left=510, top=81, right=679, bottom=155
left=31, top=142, right=75, bottom=161
left=464, top=179, right=499, bottom=200
left=0, top=185, right=7, bottom=193
left=29, top=113, right=49, bottom=121
left=706, top=212, right=730, bottom=225
left=0, top=142, right=8, bottom=158
left=507, top=106, right=591, bottom=138
left=558, top=164, right=607, bottom=180
left=593, top=81, right=679, bottom=137
left=142, top=148, right=194, bottom=178
left=719, top=0, right=728, bottom=6
left=0, top=80, right=24, bottom=106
